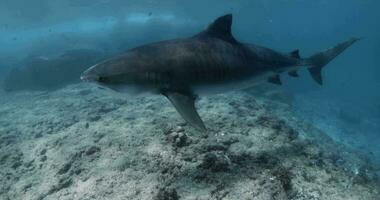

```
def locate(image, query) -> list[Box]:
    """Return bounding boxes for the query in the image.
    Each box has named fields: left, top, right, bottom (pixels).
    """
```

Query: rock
left=112, top=156, right=131, bottom=171
left=0, top=134, right=18, bottom=146
left=47, top=177, right=73, bottom=195
left=227, top=143, right=249, bottom=164
left=352, top=165, right=376, bottom=185
left=168, top=132, right=188, bottom=148
left=221, top=136, right=239, bottom=146
left=154, top=187, right=180, bottom=200
left=85, top=146, right=101, bottom=155
left=272, top=166, right=294, bottom=193
left=174, top=126, right=185, bottom=133
left=23, top=160, right=34, bottom=169
left=73, top=168, right=83, bottom=175
left=1, top=89, right=379, bottom=200
left=11, top=161, right=22, bottom=169
left=200, top=152, right=231, bottom=172
left=88, top=115, right=101, bottom=122
left=40, top=155, right=47, bottom=162
left=57, top=162, right=72, bottom=175
left=175, top=133, right=188, bottom=147
left=34, top=133, right=43, bottom=138
left=206, top=143, right=228, bottom=152
left=253, top=152, right=279, bottom=169
left=40, top=149, right=47, bottom=156
left=22, top=183, right=33, bottom=192
left=0, top=154, right=9, bottom=163
left=78, top=89, right=91, bottom=96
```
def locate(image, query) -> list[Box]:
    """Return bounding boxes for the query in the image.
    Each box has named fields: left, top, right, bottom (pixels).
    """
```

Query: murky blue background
left=0, top=0, right=379, bottom=162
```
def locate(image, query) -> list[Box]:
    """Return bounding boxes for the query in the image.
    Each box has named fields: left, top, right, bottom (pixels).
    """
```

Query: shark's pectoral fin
left=163, top=91, right=207, bottom=131
left=308, top=67, right=323, bottom=85
left=268, top=75, right=282, bottom=85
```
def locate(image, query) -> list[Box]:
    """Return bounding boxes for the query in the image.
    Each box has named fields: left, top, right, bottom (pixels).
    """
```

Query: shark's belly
left=191, top=72, right=273, bottom=96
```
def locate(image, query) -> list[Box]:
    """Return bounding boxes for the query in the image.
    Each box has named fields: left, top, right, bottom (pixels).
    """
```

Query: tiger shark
left=81, top=14, right=359, bottom=131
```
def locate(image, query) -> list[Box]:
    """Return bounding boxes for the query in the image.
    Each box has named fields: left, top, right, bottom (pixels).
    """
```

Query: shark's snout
left=81, top=65, right=100, bottom=82
left=80, top=74, right=99, bottom=82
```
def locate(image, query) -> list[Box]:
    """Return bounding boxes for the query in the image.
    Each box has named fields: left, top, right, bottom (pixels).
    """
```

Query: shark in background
left=81, top=14, right=360, bottom=131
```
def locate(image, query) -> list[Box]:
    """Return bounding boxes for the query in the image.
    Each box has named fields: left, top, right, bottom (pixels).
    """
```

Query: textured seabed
left=0, top=84, right=379, bottom=200
left=293, top=93, right=380, bottom=165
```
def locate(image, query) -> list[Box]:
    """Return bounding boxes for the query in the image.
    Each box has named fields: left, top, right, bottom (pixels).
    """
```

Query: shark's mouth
left=80, top=74, right=99, bottom=82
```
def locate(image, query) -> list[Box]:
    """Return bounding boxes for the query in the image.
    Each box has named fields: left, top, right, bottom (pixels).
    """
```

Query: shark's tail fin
left=306, top=38, right=361, bottom=85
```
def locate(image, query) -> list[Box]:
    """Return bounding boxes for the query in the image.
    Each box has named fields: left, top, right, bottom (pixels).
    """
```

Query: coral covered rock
left=0, top=85, right=379, bottom=200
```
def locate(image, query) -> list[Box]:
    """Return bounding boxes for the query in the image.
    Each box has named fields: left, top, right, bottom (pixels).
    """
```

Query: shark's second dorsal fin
left=195, top=14, right=238, bottom=44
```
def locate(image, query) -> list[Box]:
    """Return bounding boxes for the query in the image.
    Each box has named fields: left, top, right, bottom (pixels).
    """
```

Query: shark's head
left=80, top=64, right=101, bottom=83
left=81, top=53, right=135, bottom=84
left=80, top=53, right=150, bottom=95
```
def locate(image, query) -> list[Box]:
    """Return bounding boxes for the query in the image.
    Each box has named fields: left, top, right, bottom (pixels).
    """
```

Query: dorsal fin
left=289, top=49, right=300, bottom=59
left=195, top=14, right=238, bottom=44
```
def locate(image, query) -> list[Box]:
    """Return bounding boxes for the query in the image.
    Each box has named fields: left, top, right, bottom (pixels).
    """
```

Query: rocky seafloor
left=0, top=84, right=379, bottom=200
left=293, top=93, right=380, bottom=165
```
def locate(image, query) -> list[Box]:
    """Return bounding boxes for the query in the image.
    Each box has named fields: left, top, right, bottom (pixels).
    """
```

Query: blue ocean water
left=0, top=0, right=379, bottom=199
left=2, top=0, right=378, bottom=155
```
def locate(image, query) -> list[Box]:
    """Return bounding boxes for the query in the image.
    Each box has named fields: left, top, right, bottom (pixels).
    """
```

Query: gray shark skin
left=81, top=14, right=360, bottom=131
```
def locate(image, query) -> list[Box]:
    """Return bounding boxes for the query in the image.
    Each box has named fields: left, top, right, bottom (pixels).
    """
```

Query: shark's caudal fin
left=306, top=38, right=361, bottom=85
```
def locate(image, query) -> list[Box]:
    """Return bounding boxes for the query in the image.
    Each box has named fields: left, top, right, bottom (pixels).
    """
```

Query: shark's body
left=81, top=14, right=359, bottom=131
